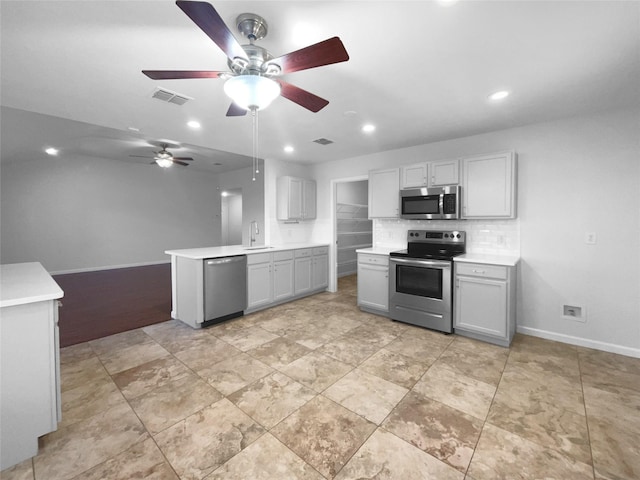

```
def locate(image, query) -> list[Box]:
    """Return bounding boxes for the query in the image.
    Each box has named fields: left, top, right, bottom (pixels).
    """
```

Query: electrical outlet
left=585, top=232, right=597, bottom=245
left=562, top=304, right=586, bottom=322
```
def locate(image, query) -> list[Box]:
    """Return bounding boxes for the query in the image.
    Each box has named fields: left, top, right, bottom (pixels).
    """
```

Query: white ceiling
left=2, top=0, right=639, bottom=173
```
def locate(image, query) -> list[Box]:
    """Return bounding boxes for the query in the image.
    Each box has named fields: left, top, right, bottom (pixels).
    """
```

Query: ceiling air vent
left=151, top=87, right=193, bottom=106
left=313, top=138, right=334, bottom=145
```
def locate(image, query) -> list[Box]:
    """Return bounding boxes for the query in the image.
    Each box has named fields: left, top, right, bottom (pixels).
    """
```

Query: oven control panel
left=407, top=230, right=465, bottom=243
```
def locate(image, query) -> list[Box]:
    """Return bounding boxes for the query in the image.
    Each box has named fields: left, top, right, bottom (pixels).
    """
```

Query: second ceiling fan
left=142, top=0, right=350, bottom=116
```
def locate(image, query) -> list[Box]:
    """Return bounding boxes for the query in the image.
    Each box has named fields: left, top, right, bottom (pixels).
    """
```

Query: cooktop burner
left=390, top=229, right=466, bottom=260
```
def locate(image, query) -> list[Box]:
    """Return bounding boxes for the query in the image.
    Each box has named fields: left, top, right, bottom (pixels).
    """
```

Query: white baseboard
left=517, top=325, right=640, bottom=359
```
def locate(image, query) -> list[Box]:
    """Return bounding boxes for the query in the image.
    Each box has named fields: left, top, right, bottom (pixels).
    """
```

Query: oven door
left=388, top=257, right=453, bottom=333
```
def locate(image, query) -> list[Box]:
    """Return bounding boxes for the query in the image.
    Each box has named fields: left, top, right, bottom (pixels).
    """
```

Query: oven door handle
left=390, top=257, right=451, bottom=269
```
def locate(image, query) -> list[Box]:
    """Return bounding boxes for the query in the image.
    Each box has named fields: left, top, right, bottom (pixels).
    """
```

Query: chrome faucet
left=250, top=220, right=259, bottom=247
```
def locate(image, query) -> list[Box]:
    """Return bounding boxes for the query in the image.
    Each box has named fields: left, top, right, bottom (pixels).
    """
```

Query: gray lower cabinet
left=247, top=253, right=273, bottom=311
left=294, top=249, right=313, bottom=295
left=311, top=247, right=329, bottom=290
left=273, top=254, right=294, bottom=302
left=454, top=261, right=517, bottom=347
left=357, top=252, right=389, bottom=314
left=247, top=247, right=329, bottom=313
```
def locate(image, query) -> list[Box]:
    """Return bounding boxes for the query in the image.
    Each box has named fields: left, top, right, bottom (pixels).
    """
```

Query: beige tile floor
left=3, top=275, right=640, bottom=479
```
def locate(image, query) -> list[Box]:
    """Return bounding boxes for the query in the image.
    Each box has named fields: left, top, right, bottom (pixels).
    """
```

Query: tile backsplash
left=373, top=218, right=520, bottom=255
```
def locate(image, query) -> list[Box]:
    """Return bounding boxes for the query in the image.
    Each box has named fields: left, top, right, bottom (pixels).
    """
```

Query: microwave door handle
left=391, top=257, right=451, bottom=269
left=439, top=193, right=445, bottom=216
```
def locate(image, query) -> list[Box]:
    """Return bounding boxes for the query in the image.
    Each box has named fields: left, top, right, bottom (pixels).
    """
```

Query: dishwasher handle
left=206, top=255, right=246, bottom=266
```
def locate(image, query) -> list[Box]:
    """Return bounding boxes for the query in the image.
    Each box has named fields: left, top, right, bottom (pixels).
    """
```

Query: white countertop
left=165, top=243, right=330, bottom=260
left=0, top=262, right=64, bottom=308
left=454, top=253, right=520, bottom=266
left=355, top=246, right=398, bottom=255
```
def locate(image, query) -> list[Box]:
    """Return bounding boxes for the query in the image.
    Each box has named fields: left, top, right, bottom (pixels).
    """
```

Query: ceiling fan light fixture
left=224, top=75, right=281, bottom=111
left=155, top=158, right=173, bottom=168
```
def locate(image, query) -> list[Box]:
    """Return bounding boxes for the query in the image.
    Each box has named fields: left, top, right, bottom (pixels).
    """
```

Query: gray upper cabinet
left=277, top=176, right=316, bottom=221
left=461, top=151, right=517, bottom=219
left=400, top=163, right=428, bottom=188
left=429, top=159, right=459, bottom=186
left=369, top=167, right=400, bottom=218
left=400, top=159, right=459, bottom=189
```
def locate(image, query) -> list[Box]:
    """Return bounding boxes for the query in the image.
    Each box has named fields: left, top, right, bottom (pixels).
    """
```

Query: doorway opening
left=334, top=178, right=371, bottom=294
left=221, top=188, right=242, bottom=246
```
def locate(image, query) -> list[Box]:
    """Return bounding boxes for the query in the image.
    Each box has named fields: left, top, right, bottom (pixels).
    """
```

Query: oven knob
left=456, top=234, right=461, bottom=238
left=444, top=233, right=449, bottom=238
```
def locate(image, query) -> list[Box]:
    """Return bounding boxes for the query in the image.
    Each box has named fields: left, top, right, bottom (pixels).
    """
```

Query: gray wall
left=1, top=153, right=222, bottom=273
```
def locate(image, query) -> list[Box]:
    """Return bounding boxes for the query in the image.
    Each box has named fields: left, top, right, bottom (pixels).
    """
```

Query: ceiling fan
left=130, top=143, right=194, bottom=168
left=142, top=0, right=350, bottom=115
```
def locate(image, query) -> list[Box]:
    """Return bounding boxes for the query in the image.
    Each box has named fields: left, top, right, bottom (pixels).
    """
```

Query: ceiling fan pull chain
left=251, top=107, right=257, bottom=181
left=255, top=109, right=260, bottom=175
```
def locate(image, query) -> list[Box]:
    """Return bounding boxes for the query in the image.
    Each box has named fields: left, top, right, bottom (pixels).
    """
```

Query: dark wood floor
left=53, top=263, right=172, bottom=347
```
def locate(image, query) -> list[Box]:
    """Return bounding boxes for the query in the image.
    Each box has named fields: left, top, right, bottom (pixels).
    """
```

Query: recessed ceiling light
left=362, top=124, right=376, bottom=133
left=488, top=90, right=510, bottom=101
left=45, top=147, right=59, bottom=156
left=187, top=120, right=201, bottom=129
left=284, top=145, right=294, bottom=153
left=221, top=191, right=229, bottom=197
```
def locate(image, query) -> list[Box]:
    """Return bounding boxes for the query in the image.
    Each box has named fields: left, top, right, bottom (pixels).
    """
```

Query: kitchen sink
left=243, top=246, right=274, bottom=250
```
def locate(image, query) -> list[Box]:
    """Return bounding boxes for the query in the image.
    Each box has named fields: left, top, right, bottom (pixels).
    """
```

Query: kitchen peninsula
left=0, top=262, right=63, bottom=470
left=166, top=243, right=329, bottom=328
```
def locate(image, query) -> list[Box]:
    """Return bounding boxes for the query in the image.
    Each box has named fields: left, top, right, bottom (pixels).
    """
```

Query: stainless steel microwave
left=400, top=185, right=461, bottom=220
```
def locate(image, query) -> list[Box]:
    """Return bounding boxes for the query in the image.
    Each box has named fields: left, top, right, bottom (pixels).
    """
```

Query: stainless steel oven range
left=389, top=230, right=466, bottom=333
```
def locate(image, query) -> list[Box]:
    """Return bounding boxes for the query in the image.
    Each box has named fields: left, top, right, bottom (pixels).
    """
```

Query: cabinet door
left=312, top=254, right=328, bottom=290
left=357, top=263, right=389, bottom=311
left=430, top=159, right=459, bottom=186
left=288, top=178, right=304, bottom=219
left=294, top=257, right=312, bottom=295
left=303, top=180, right=317, bottom=219
left=277, top=176, right=303, bottom=220
left=462, top=152, right=516, bottom=218
left=401, top=163, right=428, bottom=188
left=273, top=260, right=294, bottom=302
left=455, top=276, right=507, bottom=337
left=368, top=168, right=399, bottom=218
left=247, top=262, right=272, bottom=309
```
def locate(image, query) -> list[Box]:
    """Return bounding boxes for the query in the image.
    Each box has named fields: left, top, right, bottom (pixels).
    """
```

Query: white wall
left=0, top=153, right=222, bottom=273
left=311, top=107, right=640, bottom=356
left=264, top=158, right=315, bottom=245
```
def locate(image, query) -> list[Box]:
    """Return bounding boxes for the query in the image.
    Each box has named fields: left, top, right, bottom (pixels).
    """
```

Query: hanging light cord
left=251, top=107, right=260, bottom=181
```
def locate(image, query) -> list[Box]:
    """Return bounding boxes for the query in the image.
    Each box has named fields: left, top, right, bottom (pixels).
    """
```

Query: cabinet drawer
left=456, top=263, right=507, bottom=280
left=247, top=252, right=272, bottom=265
left=295, top=248, right=313, bottom=258
left=273, top=250, right=294, bottom=262
left=358, top=253, right=389, bottom=267
left=313, top=246, right=328, bottom=256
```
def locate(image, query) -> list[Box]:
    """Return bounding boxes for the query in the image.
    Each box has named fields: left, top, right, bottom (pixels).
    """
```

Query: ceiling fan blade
left=142, top=70, right=225, bottom=80
left=176, top=1, right=248, bottom=63
left=130, top=155, right=153, bottom=158
left=173, top=160, right=190, bottom=167
left=226, top=102, right=248, bottom=117
left=268, top=37, right=349, bottom=74
left=277, top=80, right=329, bottom=113
left=172, top=157, right=194, bottom=161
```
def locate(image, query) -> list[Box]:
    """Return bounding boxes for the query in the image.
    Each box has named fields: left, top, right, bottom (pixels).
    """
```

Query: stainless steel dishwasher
left=203, top=255, right=247, bottom=324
